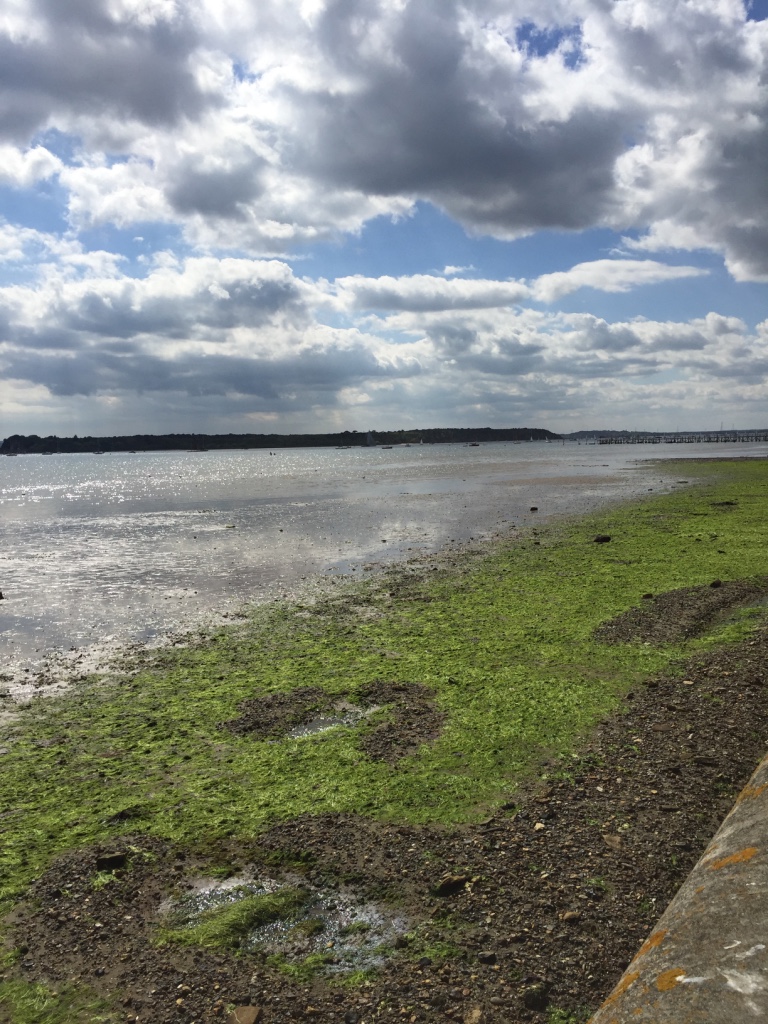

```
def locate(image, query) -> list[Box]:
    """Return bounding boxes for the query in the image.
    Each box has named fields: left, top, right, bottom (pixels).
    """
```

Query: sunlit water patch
left=3, top=441, right=765, bottom=688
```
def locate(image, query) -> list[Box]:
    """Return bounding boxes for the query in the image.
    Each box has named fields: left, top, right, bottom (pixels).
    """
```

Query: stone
left=710, top=579, right=722, bottom=588
left=522, top=984, right=550, bottom=1011
left=432, top=874, right=470, bottom=896
left=593, top=535, right=612, bottom=543
left=602, top=834, right=622, bottom=852
left=530, top=506, right=538, bottom=512
left=562, top=911, right=581, bottom=923
left=96, top=852, right=127, bottom=872
left=464, top=1008, right=483, bottom=1024
left=227, top=1008, right=262, bottom=1024
left=477, top=950, right=496, bottom=964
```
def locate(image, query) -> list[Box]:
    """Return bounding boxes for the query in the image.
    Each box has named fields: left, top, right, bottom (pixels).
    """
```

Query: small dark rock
left=530, top=506, right=538, bottom=512
left=641, top=592, right=654, bottom=599
left=477, top=950, right=497, bottom=965
left=593, top=535, right=612, bottom=544
left=418, top=956, right=433, bottom=967
left=344, top=1012, right=360, bottom=1024
left=95, top=852, right=127, bottom=873
left=522, top=983, right=550, bottom=1011
left=432, top=873, right=470, bottom=896
left=710, top=579, right=723, bottom=588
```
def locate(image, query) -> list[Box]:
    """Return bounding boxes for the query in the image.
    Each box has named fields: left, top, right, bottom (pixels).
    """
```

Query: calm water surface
left=2, top=440, right=765, bottom=679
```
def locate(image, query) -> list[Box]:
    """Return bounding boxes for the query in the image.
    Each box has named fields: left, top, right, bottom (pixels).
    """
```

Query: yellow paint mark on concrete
left=600, top=970, right=642, bottom=1009
left=710, top=847, right=759, bottom=871
left=632, top=929, right=668, bottom=964
left=737, top=783, right=768, bottom=803
left=656, top=968, right=686, bottom=992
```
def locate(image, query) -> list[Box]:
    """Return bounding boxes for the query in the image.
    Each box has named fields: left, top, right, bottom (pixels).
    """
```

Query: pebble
left=227, top=1008, right=262, bottom=1024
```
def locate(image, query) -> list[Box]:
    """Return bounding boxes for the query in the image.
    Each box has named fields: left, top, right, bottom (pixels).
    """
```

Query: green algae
left=0, top=980, right=118, bottom=1024
left=2, top=457, right=768, bottom=927
left=159, top=886, right=309, bottom=950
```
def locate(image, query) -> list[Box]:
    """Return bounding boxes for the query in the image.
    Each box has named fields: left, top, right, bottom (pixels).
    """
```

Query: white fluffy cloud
left=1, top=1, right=767, bottom=436
left=0, top=252, right=765, bottom=432
left=1, top=1, right=766, bottom=273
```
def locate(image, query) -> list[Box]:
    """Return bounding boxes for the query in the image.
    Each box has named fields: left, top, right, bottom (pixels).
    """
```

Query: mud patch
left=594, top=577, right=768, bottom=645
left=355, top=680, right=446, bottom=763
left=160, top=874, right=409, bottom=971
left=10, top=619, right=768, bottom=1024
left=224, top=687, right=337, bottom=739
left=223, top=680, right=445, bottom=763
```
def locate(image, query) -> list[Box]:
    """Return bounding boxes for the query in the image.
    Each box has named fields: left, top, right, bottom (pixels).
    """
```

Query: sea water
left=2, top=439, right=766, bottom=682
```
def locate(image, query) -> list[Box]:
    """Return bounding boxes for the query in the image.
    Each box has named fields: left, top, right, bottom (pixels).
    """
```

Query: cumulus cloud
left=531, top=259, right=709, bottom=302
left=0, top=0, right=764, bottom=274
left=1, top=252, right=764, bottom=431
left=332, top=260, right=707, bottom=312
left=1, top=1, right=767, bottom=436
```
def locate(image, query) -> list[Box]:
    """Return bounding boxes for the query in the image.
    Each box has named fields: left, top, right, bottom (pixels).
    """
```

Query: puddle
left=160, top=875, right=409, bottom=972
left=286, top=701, right=378, bottom=739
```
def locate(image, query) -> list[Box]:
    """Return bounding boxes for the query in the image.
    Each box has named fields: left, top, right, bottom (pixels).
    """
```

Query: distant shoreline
left=1, top=426, right=559, bottom=455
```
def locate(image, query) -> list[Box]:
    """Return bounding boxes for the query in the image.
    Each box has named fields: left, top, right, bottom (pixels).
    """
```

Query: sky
left=1, top=0, right=767, bottom=438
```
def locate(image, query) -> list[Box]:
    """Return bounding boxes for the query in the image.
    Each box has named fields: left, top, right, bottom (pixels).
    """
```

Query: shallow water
left=1, top=439, right=766, bottom=680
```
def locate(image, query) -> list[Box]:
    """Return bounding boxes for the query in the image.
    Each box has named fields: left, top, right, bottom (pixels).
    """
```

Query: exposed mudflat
left=9, top=601, right=768, bottom=1024
left=594, top=576, right=768, bottom=645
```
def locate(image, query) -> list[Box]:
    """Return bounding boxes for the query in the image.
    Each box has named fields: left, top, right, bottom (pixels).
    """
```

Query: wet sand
left=1, top=440, right=765, bottom=690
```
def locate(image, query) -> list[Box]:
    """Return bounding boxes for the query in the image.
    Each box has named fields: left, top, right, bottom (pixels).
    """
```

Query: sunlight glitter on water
left=2, top=440, right=766, bottom=681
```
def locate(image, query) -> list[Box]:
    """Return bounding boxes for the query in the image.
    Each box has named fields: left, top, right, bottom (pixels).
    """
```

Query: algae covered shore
left=2, top=458, right=768, bottom=1024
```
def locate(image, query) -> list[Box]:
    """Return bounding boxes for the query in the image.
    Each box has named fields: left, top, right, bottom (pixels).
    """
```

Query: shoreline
left=2, top=457, right=768, bottom=1023
left=0, top=450, right=684, bottom=698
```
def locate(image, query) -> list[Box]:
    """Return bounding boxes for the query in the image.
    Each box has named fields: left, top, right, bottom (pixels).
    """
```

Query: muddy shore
left=2, top=458, right=768, bottom=1024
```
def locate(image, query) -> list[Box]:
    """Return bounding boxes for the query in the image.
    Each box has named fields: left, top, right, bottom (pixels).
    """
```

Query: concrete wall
left=589, top=753, right=768, bottom=1022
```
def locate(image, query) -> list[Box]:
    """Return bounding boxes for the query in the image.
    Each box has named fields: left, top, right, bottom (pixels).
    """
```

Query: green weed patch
left=0, top=980, right=118, bottom=1024
left=159, top=886, right=308, bottom=950
left=2, top=457, right=768, bottom=920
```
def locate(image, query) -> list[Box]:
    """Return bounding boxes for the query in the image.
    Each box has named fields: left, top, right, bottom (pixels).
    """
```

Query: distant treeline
left=1, top=426, right=560, bottom=455
left=562, top=429, right=767, bottom=440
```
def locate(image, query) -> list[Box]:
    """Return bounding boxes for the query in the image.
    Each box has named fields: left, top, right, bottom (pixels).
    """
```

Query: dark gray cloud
left=167, top=159, right=266, bottom=219
left=286, top=0, right=627, bottom=232
left=2, top=340, right=417, bottom=407
left=0, top=0, right=210, bottom=142
left=42, top=265, right=308, bottom=340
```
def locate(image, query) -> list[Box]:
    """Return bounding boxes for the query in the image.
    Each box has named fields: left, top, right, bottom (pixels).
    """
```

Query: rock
left=344, top=1012, right=359, bottom=1024
left=530, top=506, right=538, bottom=512
left=562, top=911, right=581, bottom=923
left=652, top=722, right=672, bottom=732
left=593, top=535, right=612, bottom=543
left=477, top=950, right=496, bottom=964
left=95, top=852, right=127, bottom=872
left=710, top=579, right=722, bottom=588
left=641, top=592, right=654, bottom=599
left=227, top=1009, right=262, bottom=1024
left=464, top=1008, right=483, bottom=1024
left=418, top=956, right=433, bottom=967
left=432, top=873, right=470, bottom=896
left=522, top=984, right=550, bottom=1011
left=0, top=591, right=4, bottom=600
left=602, top=834, right=622, bottom=852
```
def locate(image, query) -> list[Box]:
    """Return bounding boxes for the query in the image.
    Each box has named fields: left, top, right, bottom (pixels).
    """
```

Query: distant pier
left=596, top=431, right=768, bottom=445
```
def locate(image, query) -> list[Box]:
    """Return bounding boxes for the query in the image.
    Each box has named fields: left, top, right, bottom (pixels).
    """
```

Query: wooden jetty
left=597, top=431, right=768, bottom=445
